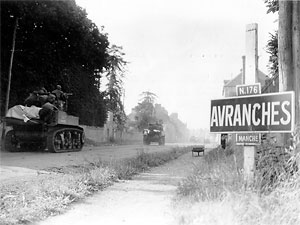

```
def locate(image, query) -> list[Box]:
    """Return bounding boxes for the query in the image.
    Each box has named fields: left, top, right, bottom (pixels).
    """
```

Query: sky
left=76, top=0, right=278, bottom=129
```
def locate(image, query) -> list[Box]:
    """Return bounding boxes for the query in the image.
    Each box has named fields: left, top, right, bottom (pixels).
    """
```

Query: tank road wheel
left=47, top=128, right=84, bottom=153
left=4, top=130, right=20, bottom=152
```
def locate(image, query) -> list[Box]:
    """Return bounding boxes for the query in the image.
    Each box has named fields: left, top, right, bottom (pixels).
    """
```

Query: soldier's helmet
left=47, top=94, right=56, bottom=103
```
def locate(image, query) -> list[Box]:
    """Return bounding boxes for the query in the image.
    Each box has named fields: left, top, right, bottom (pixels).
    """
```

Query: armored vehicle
left=3, top=106, right=84, bottom=153
left=143, top=123, right=165, bottom=145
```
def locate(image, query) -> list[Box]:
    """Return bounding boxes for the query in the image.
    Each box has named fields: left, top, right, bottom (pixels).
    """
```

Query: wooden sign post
left=244, top=23, right=258, bottom=183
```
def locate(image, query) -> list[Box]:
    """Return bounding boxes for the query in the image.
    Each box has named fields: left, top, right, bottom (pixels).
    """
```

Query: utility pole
left=278, top=1, right=300, bottom=149
left=1, top=17, right=18, bottom=150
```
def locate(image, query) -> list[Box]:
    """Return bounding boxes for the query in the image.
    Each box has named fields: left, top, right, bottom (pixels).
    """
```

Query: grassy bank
left=175, top=144, right=300, bottom=225
left=0, top=146, right=190, bottom=225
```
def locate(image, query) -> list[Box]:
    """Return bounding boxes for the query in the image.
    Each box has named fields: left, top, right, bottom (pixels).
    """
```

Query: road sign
left=236, top=83, right=261, bottom=96
left=210, top=91, right=294, bottom=133
left=236, top=133, right=261, bottom=145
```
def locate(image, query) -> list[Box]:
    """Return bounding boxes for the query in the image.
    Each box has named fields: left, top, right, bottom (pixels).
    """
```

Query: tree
left=265, top=0, right=300, bottom=147
left=1, top=0, right=110, bottom=126
left=133, top=91, right=157, bottom=131
left=278, top=0, right=300, bottom=148
left=139, top=91, right=157, bottom=104
left=104, top=45, right=127, bottom=130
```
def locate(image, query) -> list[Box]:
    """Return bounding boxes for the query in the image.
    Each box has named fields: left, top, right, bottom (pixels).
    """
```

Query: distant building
left=222, top=69, right=269, bottom=97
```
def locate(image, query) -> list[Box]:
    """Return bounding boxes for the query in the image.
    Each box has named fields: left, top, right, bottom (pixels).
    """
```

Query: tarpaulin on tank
left=6, top=105, right=41, bottom=122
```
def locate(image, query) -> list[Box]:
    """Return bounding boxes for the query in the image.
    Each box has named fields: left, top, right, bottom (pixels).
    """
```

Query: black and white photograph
left=1, top=0, right=300, bottom=224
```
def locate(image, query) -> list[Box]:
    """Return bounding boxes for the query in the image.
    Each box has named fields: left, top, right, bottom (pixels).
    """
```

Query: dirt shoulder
left=36, top=152, right=204, bottom=225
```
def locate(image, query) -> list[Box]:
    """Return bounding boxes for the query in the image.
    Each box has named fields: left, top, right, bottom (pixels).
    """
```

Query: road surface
left=0, top=143, right=198, bottom=181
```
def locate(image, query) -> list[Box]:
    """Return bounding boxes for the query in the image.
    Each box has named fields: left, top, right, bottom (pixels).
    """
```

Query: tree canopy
left=1, top=0, right=115, bottom=126
left=105, top=45, right=127, bottom=130
left=134, top=91, right=157, bottom=130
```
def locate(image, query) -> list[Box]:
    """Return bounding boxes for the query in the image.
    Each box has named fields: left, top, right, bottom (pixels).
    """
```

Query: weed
left=255, top=142, right=298, bottom=192
left=175, top=143, right=300, bottom=225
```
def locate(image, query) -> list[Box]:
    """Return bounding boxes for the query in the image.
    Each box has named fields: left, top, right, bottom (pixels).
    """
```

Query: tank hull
left=4, top=111, right=84, bottom=153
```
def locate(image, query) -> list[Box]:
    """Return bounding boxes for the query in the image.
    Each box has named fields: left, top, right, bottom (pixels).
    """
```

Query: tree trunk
left=279, top=1, right=300, bottom=149
left=278, top=0, right=293, bottom=92
left=292, top=1, right=300, bottom=152
left=293, top=1, right=300, bottom=126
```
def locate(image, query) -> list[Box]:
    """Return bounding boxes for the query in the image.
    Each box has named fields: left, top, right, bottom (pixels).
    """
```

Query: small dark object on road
left=192, top=146, right=205, bottom=157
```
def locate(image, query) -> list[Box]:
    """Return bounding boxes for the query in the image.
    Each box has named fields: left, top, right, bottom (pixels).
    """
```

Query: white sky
left=76, top=0, right=278, bottom=129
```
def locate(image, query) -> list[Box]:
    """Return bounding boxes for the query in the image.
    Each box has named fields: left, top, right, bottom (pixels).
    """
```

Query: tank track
left=47, top=127, right=84, bottom=153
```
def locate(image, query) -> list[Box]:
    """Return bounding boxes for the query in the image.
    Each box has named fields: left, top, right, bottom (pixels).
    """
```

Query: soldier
left=24, top=91, right=40, bottom=107
left=38, top=94, right=58, bottom=124
left=52, top=85, right=66, bottom=110
left=52, top=85, right=65, bottom=100
left=37, top=87, right=49, bottom=106
left=24, top=87, right=49, bottom=107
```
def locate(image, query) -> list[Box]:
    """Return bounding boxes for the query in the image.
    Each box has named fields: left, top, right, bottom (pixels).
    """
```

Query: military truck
left=143, top=123, right=165, bottom=145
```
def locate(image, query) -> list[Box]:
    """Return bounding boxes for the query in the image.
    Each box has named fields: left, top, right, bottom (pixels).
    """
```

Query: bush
left=177, top=146, right=244, bottom=201
left=255, top=142, right=298, bottom=192
left=175, top=143, right=300, bottom=225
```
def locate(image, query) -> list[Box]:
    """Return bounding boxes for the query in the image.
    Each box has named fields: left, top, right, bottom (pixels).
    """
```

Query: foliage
left=139, top=91, right=157, bottom=104
left=111, top=147, right=190, bottom=179
left=175, top=176, right=300, bottom=225
left=266, top=31, right=278, bottom=78
left=0, top=167, right=115, bottom=225
left=105, top=45, right=128, bottom=130
left=264, top=0, right=279, bottom=14
left=264, top=0, right=278, bottom=81
left=175, top=144, right=300, bottom=225
left=129, top=92, right=189, bottom=141
left=255, top=142, right=298, bottom=192
left=133, top=91, right=158, bottom=131
left=1, top=0, right=110, bottom=126
left=177, top=146, right=243, bottom=202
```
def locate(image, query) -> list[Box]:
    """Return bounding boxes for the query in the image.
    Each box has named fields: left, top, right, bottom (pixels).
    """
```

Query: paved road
left=0, top=144, right=181, bottom=169
left=0, top=143, right=198, bottom=181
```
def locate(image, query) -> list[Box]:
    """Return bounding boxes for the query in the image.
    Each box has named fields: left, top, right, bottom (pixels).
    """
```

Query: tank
left=143, top=123, right=165, bottom=145
left=3, top=107, right=84, bottom=153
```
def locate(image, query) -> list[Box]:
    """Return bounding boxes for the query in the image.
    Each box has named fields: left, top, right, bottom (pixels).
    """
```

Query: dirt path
left=35, top=152, right=203, bottom=225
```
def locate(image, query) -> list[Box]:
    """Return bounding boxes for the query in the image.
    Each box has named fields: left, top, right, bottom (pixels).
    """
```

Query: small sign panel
left=236, top=83, right=261, bottom=96
left=236, top=133, right=261, bottom=145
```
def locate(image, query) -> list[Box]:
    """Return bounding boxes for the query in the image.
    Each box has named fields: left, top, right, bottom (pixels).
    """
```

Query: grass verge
left=174, top=144, right=300, bottom=225
left=0, top=146, right=190, bottom=225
